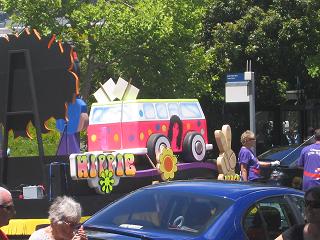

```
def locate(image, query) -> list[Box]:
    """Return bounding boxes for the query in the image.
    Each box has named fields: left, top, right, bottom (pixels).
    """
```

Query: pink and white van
left=87, top=99, right=212, bottom=162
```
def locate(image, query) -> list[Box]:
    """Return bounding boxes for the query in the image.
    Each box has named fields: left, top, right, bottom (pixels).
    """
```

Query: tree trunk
left=81, top=54, right=96, bottom=100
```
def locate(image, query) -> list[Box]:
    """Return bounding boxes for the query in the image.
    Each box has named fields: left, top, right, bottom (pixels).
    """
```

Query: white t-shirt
left=29, top=228, right=51, bottom=240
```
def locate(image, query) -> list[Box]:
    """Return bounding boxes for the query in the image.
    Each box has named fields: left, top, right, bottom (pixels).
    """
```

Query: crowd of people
left=0, top=189, right=87, bottom=240
left=238, top=128, right=320, bottom=193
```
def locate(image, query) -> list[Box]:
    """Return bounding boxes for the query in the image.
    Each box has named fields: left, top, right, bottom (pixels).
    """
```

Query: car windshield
left=85, top=187, right=233, bottom=235
left=258, top=144, right=305, bottom=166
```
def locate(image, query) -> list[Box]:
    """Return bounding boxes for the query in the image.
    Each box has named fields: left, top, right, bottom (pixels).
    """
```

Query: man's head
left=314, top=129, right=320, bottom=142
left=305, top=186, right=320, bottom=224
left=0, top=187, right=15, bottom=227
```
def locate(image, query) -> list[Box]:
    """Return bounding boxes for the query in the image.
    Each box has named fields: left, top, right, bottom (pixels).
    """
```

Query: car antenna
left=279, top=134, right=315, bottom=162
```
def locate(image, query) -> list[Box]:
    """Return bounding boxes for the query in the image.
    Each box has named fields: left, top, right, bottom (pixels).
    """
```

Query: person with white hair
left=29, top=196, right=87, bottom=240
left=0, top=186, right=15, bottom=240
left=238, top=130, right=280, bottom=182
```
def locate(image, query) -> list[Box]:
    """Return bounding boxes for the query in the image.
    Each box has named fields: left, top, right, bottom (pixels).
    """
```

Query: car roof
left=141, top=180, right=303, bottom=201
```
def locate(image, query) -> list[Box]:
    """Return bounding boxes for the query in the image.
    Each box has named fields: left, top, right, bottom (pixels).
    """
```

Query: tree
left=204, top=0, right=320, bottom=106
left=1, top=0, right=214, bottom=101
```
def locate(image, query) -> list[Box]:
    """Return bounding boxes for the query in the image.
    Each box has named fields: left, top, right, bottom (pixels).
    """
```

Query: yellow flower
left=158, top=147, right=178, bottom=181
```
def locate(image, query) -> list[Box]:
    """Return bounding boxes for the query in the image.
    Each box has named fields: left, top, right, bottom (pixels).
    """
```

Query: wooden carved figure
left=214, top=125, right=237, bottom=180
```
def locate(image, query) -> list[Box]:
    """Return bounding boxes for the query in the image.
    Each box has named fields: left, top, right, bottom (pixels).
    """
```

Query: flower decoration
left=99, top=169, right=115, bottom=194
left=157, top=147, right=178, bottom=181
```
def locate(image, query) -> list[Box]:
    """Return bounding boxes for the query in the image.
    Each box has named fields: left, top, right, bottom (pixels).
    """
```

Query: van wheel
left=183, top=131, right=206, bottom=162
left=147, top=134, right=171, bottom=164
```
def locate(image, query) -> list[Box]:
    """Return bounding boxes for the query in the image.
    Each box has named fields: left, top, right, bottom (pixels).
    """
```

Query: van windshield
left=91, top=104, right=140, bottom=124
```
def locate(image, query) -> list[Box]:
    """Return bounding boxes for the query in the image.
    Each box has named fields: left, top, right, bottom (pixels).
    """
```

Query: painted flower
left=158, top=147, right=178, bottom=181
left=99, top=169, right=115, bottom=194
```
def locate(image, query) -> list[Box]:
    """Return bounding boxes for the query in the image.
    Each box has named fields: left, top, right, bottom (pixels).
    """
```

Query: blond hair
left=240, top=130, right=255, bottom=145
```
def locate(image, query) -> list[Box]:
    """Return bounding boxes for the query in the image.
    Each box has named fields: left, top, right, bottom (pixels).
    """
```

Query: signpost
left=226, top=73, right=245, bottom=82
left=225, top=61, right=256, bottom=135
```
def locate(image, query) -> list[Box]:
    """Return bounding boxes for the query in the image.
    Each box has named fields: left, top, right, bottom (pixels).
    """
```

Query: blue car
left=83, top=180, right=305, bottom=240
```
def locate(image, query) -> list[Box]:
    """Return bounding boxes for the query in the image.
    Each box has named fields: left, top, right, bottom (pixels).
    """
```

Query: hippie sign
left=69, top=152, right=136, bottom=194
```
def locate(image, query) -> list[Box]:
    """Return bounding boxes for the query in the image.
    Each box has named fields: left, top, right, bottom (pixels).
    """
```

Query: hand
left=270, top=160, right=280, bottom=167
left=72, top=225, right=87, bottom=240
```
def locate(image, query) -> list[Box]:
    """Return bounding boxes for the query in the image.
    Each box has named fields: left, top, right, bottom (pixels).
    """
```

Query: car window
left=288, top=195, right=305, bottom=221
left=243, top=196, right=296, bottom=240
left=86, top=188, right=233, bottom=235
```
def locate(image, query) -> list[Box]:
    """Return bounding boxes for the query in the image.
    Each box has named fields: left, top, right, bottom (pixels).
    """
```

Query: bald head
left=0, top=187, right=12, bottom=205
left=0, top=187, right=14, bottom=227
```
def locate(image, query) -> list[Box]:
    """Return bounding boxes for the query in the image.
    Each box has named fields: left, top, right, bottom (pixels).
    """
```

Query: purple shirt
left=297, top=143, right=320, bottom=191
left=238, top=147, right=261, bottom=181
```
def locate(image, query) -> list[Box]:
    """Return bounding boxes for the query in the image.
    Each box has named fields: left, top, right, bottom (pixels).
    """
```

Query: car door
left=287, top=194, right=306, bottom=223
left=243, top=196, right=300, bottom=240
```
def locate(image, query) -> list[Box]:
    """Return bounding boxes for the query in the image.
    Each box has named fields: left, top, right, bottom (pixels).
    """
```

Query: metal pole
left=249, top=74, right=256, bottom=134
left=246, top=60, right=256, bottom=135
left=245, top=60, right=256, bottom=154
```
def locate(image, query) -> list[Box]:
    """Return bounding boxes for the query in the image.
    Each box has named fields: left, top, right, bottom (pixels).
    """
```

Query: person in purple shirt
left=238, top=130, right=280, bottom=181
left=297, top=128, right=320, bottom=191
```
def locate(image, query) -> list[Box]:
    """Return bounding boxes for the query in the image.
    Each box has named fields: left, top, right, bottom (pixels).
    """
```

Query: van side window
left=122, top=104, right=139, bottom=122
left=143, top=103, right=156, bottom=119
left=168, top=103, right=179, bottom=117
left=180, top=102, right=202, bottom=119
left=155, top=103, right=168, bottom=119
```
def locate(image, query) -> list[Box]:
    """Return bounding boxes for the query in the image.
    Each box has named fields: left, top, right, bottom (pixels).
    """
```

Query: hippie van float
left=0, top=29, right=238, bottom=237
left=70, top=78, right=216, bottom=193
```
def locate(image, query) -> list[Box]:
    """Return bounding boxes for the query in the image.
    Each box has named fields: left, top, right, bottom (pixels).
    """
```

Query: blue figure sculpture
left=56, top=97, right=88, bottom=155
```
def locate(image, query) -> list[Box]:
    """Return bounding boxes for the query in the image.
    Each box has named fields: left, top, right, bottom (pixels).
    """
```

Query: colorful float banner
left=69, top=152, right=136, bottom=180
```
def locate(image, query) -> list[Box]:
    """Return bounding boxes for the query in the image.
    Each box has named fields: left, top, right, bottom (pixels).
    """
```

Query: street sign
left=226, top=73, right=244, bottom=82
left=225, top=81, right=249, bottom=102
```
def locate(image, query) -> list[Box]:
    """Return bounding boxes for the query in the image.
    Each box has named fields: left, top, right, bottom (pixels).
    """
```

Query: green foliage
left=204, top=0, right=320, bottom=104
left=8, top=118, right=60, bottom=157
left=256, top=76, right=288, bottom=108
left=306, top=55, right=320, bottom=78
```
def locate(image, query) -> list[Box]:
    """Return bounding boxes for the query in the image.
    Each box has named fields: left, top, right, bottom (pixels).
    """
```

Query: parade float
left=0, top=29, right=238, bottom=238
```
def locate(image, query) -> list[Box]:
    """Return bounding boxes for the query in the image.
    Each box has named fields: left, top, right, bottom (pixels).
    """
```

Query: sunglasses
left=0, top=205, right=15, bottom=211
left=58, top=220, right=80, bottom=229
left=305, top=200, right=320, bottom=209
